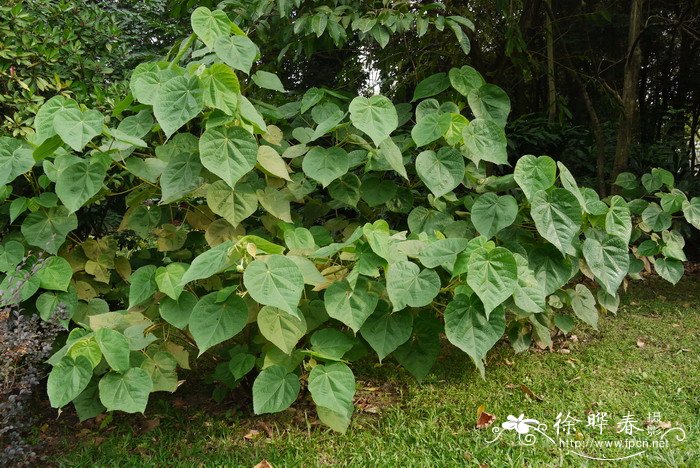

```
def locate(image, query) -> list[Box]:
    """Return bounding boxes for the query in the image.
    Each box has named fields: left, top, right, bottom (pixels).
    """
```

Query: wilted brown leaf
left=141, top=417, right=160, bottom=433
left=476, top=405, right=496, bottom=429
left=244, top=429, right=261, bottom=441
left=520, top=384, right=544, bottom=401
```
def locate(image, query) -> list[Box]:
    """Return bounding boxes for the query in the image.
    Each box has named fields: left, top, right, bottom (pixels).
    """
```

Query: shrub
left=0, top=0, right=130, bottom=137
left=0, top=7, right=698, bottom=436
left=1, top=253, right=69, bottom=464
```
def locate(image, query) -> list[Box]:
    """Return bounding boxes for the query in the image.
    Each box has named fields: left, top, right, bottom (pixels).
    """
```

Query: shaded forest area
left=1, top=0, right=698, bottom=192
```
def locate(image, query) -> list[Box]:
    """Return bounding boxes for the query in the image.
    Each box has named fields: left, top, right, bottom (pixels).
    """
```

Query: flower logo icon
left=502, top=414, right=540, bottom=434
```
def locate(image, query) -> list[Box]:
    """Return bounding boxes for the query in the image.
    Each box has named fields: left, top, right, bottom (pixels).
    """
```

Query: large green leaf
left=359, top=306, right=413, bottom=361
left=411, top=112, right=451, bottom=147
left=582, top=235, right=629, bottom=295
left=415, top=147, right=465, bottom=197
left=417, top=238, right=470, bottom=270
left=201, top=63, right=240, bottom=115
left=0, top=137, right=34, bottom=185
left=257, top=145, right=291, bottom=180
left=302, top=146, right=349, bottom=187
left=386, top=261, right=440, bottom=311
left=243, top=255, right=304, bottom=314
left=140, top=351, right=178, bottom=392
left=605, top=196, right=632, bottom=243
left=530, top=188, right=582, bottom=255
left=443, top=113, right=469, bottom=146
left=95, top=328, right=131, bottom=372
left=98, top=368, right=153, bottom=413
left=238, top=95, right=267, bottom=131
left=448, top=66, right=484, bottom=97
left=47, top=355, right=93, bottom=408
left=160, top=149, right=202, bottom=203
left=467, top=84, right=510, bottom=127
left=324, top=277, right=379, bottom=332
left=189, top=292, right=248, bottom=354
left=130, top=63, right=182, bottom=106
left=214, top=35, right=258, bottom=74
left=641, top=168, right=673, bottom=192
left=308, top=362, right=355, bottom=415
left=36, top=289, right=76, bottom=325
left=252, top=365, right=300, bottom=414
left=37, top=256, right=72, bottom=291
left=153, top=76, right=204, bottom=138
left=257, top=187, right=293, bottom=222
left=528, top=245, right=575, bottom=295
left=191, top=6, right=231, bottom=48
left=466, top=246, right=517, bottom=318
left=34, top=96, right=79, bottom=144
left=461, top=118, right=508, bottom=165
left=128, top=265, right=157, bottom=308
left=72, top=381, right=106, bottom=422
left=557, top=162, right=586, bottom=208
left=159, top=291, right=197, bottom=329
left=257, top=306, right=307, bottom=354
left=512, top=254, right=545, bottom=313
left=513, top=155, right=556, bottom=201
left=0, top=240, right=24, bottom=273
left=328, top=173, right=361, bottom=206
left=569, top=284, right=598, bottom=330
left=229, top=353, right=255, bottom=380
left=154, top=263, right=188, bottom=300
left=53, top=108, right=104, bottom=151
left=348, top=95, right=398, bottom=147
left=378, top=137, right=408, bottom=179
left=471, top=193, right=518, bottom=238
left=199, top=126, right=258, bottom=189
left=444, top=294, right=505, bottom=373
left=682, top=197, right=700, bottom=229
left=642, top=203, right=672, bottom=231
left=412, top=73, right=450, bottom=101
left=310, top=329, right=356, bottom=361
left=660, top=189, right=686, bottom=214
left=55, top=159, right=107, bottom=213
left=179, top=240, right=233, bottom=285
left=360, top=173, right=397, bottom=207
left=21, top=206, right=77, bottom=254
left=252, top=70, right=286, bottom=92
left=654, top=257, right=683, bottom=285
left=393, top=313, right=441, bottom=381
left=206, top=180, right=258, bottom=227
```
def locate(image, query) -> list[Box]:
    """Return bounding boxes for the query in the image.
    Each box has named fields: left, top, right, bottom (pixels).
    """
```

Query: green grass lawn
left=50, top=276, right=700, bottom=467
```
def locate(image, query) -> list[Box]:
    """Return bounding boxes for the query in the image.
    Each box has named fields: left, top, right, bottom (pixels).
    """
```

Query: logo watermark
left=486, top=411, right=686, bottom=461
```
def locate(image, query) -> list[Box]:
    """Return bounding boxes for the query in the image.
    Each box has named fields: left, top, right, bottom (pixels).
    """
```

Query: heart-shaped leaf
left=349, top=95, right=398, bottom=147
left=53, top=108, right=104, bottom=151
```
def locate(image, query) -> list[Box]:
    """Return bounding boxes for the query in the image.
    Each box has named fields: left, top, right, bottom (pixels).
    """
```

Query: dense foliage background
left=0, top=0, right=698, bottom=464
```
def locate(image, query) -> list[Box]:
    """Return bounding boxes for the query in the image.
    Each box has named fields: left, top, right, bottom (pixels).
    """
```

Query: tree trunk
left=579, top=85, right=607, bottom=196
left=611, top=0, right=644, bottom=193
left=545, top=0, right=556, bottom=121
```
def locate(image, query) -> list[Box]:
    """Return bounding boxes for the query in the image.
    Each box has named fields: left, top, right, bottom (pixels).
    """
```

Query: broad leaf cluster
left=0, top=7, right=697, bottom=432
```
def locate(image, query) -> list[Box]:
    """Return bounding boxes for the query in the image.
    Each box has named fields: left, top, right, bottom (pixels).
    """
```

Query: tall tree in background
left=611, top=0, right=644, bottom=192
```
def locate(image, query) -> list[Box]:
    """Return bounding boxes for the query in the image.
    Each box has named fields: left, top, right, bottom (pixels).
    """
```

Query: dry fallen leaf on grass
left=520, top=384, right=544, bottom=401
left=140, top=417, right=160, bottom=433
left=244, top=429, right=261, bottom=441
left=254, top=460, right=273, bottom=468
left=476, top=405, right=496, bottom=429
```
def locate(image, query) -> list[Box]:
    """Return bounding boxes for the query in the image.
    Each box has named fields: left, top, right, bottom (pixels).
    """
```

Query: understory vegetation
left=49, top=277, right=700, bottom=466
